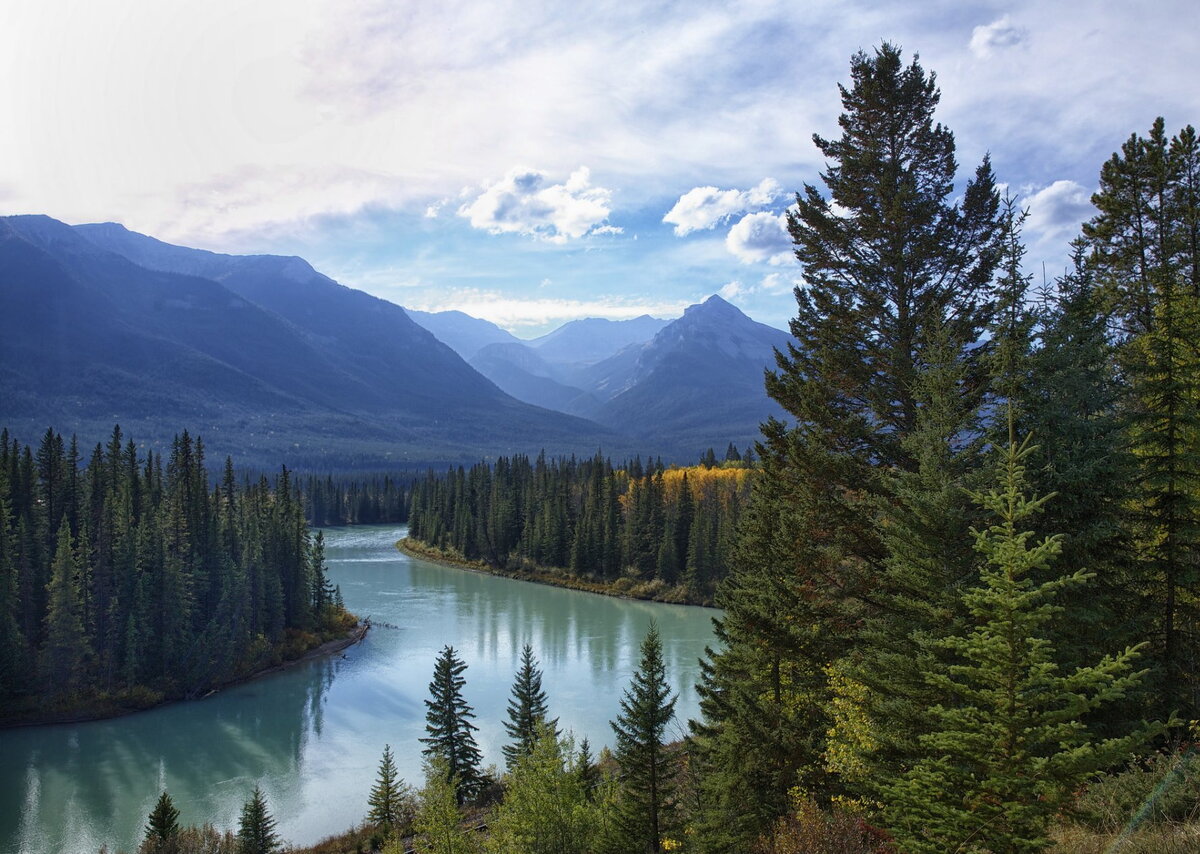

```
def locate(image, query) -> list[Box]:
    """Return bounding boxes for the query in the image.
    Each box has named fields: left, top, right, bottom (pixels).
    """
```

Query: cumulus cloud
left=1025, top=179, right=1094, bottom=244
left=405, top=288, right=690, bottom=332
left=663, top=178, right=783, bottom=236
left=970, top=15, right=1029, bottom=58
left=457, top=166, right=614, bottom=243
left=719, top=281, right=744, bottom=300
left=725, top=211, right=794, bottom=265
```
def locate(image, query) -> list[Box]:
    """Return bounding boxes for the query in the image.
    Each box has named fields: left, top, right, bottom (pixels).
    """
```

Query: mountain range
left=0, top=215, right=793, bottom=468
left=412, top=296, right=789, bottom=451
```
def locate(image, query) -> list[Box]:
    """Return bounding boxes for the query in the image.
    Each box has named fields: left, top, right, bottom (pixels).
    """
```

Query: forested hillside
left=0, top=426, right=355, bottom=723
left=406, top=451, right=753, bottom=603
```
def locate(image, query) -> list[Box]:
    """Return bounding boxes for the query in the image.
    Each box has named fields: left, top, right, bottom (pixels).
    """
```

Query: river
left=0, top=525, right=721, bottom=853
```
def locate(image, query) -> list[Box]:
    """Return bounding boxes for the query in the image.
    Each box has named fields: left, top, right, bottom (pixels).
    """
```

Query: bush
left=1071, top=749, right=1200, bottom=833
left=753, top=794, right=895, bottom=854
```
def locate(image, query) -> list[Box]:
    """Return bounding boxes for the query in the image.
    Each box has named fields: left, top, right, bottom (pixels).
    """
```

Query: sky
left=1, top=0, right=1198, bottom=336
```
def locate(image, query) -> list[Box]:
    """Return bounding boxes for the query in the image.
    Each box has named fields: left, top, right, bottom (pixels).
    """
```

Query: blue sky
left=2, top=0, right=1198, bottom=335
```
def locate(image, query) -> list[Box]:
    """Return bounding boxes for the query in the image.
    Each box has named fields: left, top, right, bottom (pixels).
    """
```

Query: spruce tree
left=420, top=645, right=484, bottom=804
left=574, top=736, right=600, bottom=800
left=695, top=42, right=1003, bottom=847
left=503, top=643, right=557, bottom=769
left=882, top=435, right=1147, bottom=853
left=236, top=785, right=281, bottom=854
left=40, top=524, right=90, bottom=698
left=0, top=496, right=29, bottom=697
left=142, top=790, right=181, bottom=854
left=1022, top=253, right=1136, bottom=688
left=1083, top=118, right=1200, bottom=716
left=368, top=744, right=411, bottom=834
left=610, top=622, right=677, bottom=854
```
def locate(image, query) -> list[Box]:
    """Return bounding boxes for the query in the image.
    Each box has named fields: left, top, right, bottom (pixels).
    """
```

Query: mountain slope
left=0, top=217, right=619, bottom=467
left=583, top=295, right=791, bottom=453
left=527, top=315, right=667, bottom=367
left=405, top=308, right=522, bottom=360
left=469, top=342, right=599, bottom=413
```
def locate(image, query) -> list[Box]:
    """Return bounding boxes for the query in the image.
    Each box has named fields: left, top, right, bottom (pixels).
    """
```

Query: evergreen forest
left=16, top=38, right=1200, bottom=854
left=0, top=425, right=356, bottom=722
left=406, top=450, right=753, bottom=603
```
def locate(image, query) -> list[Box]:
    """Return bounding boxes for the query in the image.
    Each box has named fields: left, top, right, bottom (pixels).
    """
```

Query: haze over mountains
left=0, top=215, right=793, bottom=467
left=410, top=296, right=789, bottom=452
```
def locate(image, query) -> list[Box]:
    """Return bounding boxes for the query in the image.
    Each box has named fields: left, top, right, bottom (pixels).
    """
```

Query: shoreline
left=0, top=620, right=370, bottom=730
left=396, top=537, right=717, bottom=608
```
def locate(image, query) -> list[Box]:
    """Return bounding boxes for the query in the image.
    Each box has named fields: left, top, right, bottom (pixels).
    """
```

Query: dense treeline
left=407, top=451, right=753, bottom=602
left=690, top=44, right=1200, bottom=853
left=0, top=425, right=353, bottom=719
left=303, top=473, right=409, bottom=528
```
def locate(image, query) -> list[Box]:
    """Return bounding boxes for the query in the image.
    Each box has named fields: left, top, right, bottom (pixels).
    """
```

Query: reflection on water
left=0, top=525, right=718, bottom=854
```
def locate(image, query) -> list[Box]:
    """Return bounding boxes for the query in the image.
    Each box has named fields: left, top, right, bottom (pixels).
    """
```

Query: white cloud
left=592, top=224, right=625, bottom=235
left=719, top=273, right=796, bottom=304
left=726, top=211, right=793, bottom=265
left=1024, top=179, right=1093, bottom=241
left=970, top=15, right=1029, bottom=58
left=424, top=201, right=445, bottom=218
left=457, top=166, right=614, bottom=243
left=404, top=288, right=690, bottom=332
left=758, top=272, right=796, bottom=295
left=663, top=178, right=783, bottom=236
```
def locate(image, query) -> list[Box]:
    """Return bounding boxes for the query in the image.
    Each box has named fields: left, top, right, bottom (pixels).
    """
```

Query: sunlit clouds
left=0, top=0, right=1196, bottom=333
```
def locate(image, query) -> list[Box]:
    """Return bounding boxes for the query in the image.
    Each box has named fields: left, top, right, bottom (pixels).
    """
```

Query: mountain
left=0, top=216, right=618, bottom=468
left=579, top=295, right=791, bottom=454
left=405, top=308, right=522, bottom=360
left=468, top=342, right=600, bottom=413
left=460, top=313, right=668, bottom=415
left=527, top=315, right=667, bottom=367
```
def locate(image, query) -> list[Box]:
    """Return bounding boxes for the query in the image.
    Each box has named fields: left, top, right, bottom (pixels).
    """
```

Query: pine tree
left=574, top=736, right=600, bottom=800
left=1022, top=253, right=1136, bottom=688
left=503, top=643, right=557, bottom=769
left=882, top=435, right=1147, bottom=853
left=368, top=744, right=412, bottom=834
left=610, top=622, right=677, bottom=853
left=420, top=645, right=484, bottom=804
left=0, top=495, right=29, bottom=697
left=40, top=524, right=90, bottom=698
left=1083, top=118, right=1200, bottom=716
left=236, top=785, right=280, bottom=854
left=694, top=42, right=1004, bottom=846
left=142, top=790, right=181, bottom=854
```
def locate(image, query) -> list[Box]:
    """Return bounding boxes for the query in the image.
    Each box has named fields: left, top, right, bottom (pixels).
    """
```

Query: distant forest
left=406, top=448, right=754, bottom=603
left=0, top=426, right=354, bottom=722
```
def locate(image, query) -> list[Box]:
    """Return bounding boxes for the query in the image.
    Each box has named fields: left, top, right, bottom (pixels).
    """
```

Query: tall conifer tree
left=420, top=645, right=484, bottom=804
left=882, top=435, right=1146, bottom=853
left=610, top=622, right=677, bottom=854
left=694, top=42, right=1003, bottom=847
left=503, top=643, right=556, bottom=769
left=368, top=744, right=411, bottom=834
left=236, top=786, right=281, bottom=854
left=143, top=790, right=181, bottom=854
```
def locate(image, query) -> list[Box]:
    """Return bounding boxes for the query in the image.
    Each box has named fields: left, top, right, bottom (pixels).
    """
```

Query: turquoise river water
left=0, top=525, right=720, bottom=853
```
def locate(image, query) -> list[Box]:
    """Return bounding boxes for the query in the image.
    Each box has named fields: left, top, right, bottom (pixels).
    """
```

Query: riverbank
left=0, top=619, right=369, bottom=729
left=396, top=537, right=717, bottom=607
